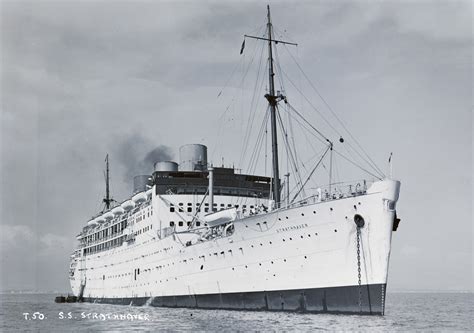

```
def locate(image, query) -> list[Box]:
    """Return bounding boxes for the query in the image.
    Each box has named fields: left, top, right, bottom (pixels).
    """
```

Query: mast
left=103, top=154, right=112, bottom=210
left=244, top=6, right=297, bottom=206
left=266, top=5, right=281, bottom=206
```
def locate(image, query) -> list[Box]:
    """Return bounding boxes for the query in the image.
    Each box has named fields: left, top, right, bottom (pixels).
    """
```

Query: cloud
left=0, top=225, right=71, bottom=291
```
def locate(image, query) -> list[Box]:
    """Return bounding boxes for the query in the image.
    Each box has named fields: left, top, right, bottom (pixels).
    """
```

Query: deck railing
left=277, top=179, right=372, bottom=211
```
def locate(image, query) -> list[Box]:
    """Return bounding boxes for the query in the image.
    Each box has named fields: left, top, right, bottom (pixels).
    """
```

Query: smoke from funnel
left=114, top=133, right=173, bottom=185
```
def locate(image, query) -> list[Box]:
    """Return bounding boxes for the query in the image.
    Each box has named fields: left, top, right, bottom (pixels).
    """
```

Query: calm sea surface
left=0, top=293, right=472, bottom=332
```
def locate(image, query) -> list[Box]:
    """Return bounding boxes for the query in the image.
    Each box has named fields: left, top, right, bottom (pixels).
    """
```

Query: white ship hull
left=70, top=179, right=400, bottom=314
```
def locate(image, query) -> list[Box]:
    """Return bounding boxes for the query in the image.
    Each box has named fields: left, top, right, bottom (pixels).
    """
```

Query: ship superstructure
left=69, top=6, right=401, bottom=315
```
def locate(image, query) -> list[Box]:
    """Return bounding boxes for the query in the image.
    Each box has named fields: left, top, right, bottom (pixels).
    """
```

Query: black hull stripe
left=83, top=283, right=386, bottom=315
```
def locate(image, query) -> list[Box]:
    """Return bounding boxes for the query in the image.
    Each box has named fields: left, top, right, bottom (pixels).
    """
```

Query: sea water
left=0, top=292, right=472, bottom=331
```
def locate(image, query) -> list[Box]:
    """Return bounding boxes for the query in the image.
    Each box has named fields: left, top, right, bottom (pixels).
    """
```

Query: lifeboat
left=132, top=191, right=147, bottom=204
left=95, top=215, right=105, bottom=223
left=203, top=208, right=237, bottom=227
left=112, top=206, right=125, bottom=216
left=103, top=211, right=114, bottom=221
left=87, top=218, right=97, bottom=226
left=121, top=200, right=135, bottom=211
left=145, top=188, right=153, bottom=197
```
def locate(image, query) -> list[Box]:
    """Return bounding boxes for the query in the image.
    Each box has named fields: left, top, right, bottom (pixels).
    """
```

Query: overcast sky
left=0, top=0, right=472, bottom=292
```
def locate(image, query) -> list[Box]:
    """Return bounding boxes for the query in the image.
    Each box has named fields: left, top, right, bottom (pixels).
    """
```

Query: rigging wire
left=290, top=145, right=331, bottom=203
left=273, top=41, right=302, bottom=177
left=286, top=101, right=332, bottom=144
left=238, top=41, right=267, bottom=168
left=276, top=108, right=306, bottom=200
left=285, top=102, right=382, bottom=180
left=282, top=71, right=384, bottom=178
left=247, top=107, right=271, bottom=175
left=282, top=44, right=386, bottom=178
left=238, top=107, right=270, bottom=206
left=211, top=30, right=262, bottom=162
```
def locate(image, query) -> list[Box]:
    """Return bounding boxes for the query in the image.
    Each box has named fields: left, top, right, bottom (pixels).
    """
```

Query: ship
left=69, top=6, right=401, bottom=315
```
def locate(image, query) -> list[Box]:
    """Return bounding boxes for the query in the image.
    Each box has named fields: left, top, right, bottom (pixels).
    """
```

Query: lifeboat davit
left=132, top=191, right=147, bottom=204
left=103, top=211, right=114, bottom=221
left=121, top=200, right=135, bottom=211
left=112, top=206, right=125, bottom=216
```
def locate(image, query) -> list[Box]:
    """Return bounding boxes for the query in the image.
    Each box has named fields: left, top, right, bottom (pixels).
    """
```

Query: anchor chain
left=356, top=226, right=362, bottom=313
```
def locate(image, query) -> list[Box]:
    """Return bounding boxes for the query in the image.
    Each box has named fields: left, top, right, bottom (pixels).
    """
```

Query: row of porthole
left=85, top=244, right=175, bottom=270
left=277, top=210, right=318, bottom=221
left=86, top=247, right=318, bottom=282
left=84, top=227, right=340, bottom=274
left=230, top=255, right=309, bottom=271
left=139, top=230, right=337, bottom=272
left=83, top=226, right=341, bottom=277
left=276, top=203, right=362, bottom=220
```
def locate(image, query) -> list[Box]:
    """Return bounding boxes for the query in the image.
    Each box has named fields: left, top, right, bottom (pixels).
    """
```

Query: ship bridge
left=153, top=167, right=272, bottom=198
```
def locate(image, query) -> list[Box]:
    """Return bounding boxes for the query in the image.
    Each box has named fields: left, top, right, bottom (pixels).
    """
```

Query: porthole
left=313, top=211, right=316, bottom=214
left=334, top=229, right=337, bottom=232
left=301, top=213, right=304, bottom=216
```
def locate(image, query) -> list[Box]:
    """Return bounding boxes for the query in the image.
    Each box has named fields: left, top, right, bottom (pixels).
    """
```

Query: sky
left=0, top=0, right=472, bottom=293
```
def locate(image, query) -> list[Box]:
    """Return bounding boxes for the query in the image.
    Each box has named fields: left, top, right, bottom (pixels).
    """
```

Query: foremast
left=266, top=6, right=280, bottom=206
left=103, top=154, right=113, bottom=210
left=245, top=5, right=297, bottom=206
